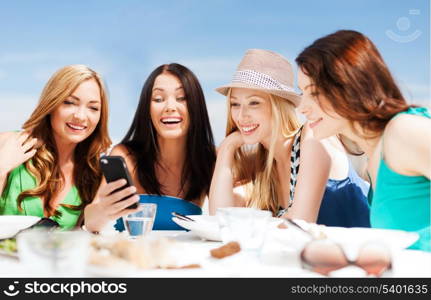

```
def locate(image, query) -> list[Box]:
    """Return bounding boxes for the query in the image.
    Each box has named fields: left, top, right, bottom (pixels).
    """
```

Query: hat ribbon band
left=231, top=69, right=295, bottom=92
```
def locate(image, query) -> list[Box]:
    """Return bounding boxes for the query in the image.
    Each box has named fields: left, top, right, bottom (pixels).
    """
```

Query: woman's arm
left=208, top=131, right=245, bottom=215
left=283, top=125, right=331, bottom=222
left=0, top=131, right=38, bottom=195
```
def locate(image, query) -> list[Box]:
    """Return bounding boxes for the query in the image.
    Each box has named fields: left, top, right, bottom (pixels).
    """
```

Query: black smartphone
left=99, top=155, right=138, bottom=209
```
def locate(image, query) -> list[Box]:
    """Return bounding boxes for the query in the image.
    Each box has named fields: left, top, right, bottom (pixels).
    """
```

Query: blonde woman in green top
left=0, top=65, right=112, bottom=229
left=296, top=30, right=430, bottom=251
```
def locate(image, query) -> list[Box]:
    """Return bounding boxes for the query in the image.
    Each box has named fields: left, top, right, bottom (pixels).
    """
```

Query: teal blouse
left=0, top=164, right=82, bottom=229
left=369, top=107, right=430, bottom=251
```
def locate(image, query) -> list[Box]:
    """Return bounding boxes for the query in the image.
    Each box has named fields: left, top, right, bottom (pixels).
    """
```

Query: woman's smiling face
left=229, top=88, right=272, bottom=145
left=150, top=72, right=190, bottom=141
left=50, top=78, right=101, bottom=146
left=297, top=68, right=349, bottom=139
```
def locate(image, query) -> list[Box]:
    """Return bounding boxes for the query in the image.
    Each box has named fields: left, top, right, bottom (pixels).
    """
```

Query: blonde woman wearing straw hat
left=209, top=49, right=370, bottom=226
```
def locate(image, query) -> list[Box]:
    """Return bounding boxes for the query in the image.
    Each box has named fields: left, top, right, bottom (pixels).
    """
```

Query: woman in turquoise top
left=84, top=63, right=216, bottom=232
left=296, top=30, right=430, bottom=251
left=0, top=65, right=111, bottom=229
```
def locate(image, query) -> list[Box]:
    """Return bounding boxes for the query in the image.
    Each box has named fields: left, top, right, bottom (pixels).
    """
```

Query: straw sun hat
left=215, top=49, right=300, bottom=107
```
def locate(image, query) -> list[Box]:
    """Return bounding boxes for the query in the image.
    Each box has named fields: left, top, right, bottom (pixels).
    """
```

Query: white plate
left=0, top=216, right=41, bottom=239
left=270, top=220, right=419, bottom=252
left=322, top=226, right=419, bottom=250
left=171, top=215, right=222, bottom=242
left=172, top=215, right=283, bottom=242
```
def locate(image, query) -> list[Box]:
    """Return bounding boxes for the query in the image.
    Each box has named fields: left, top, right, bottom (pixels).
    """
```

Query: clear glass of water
left=17, top=229, right=91, bottom=277
left=217, top=207, right=272, bottom=253
left=124, top=203, right=157, bottom=239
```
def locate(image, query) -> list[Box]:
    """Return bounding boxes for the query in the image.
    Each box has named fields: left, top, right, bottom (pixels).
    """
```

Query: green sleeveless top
left=369, top=107, right=430, bottom=252
left=0, top=164, right=82, bottom=230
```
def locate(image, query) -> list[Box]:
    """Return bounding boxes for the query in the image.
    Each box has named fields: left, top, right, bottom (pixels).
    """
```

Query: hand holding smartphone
left=99, top=155, right=138, bottom=209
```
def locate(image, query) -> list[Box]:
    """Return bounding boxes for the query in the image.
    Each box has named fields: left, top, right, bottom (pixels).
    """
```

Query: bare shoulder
left=110, top=144, right=131, bottom=156
left=383, top=113, right=431, bottom=175
left=386, top=112, right=430, bottom=131
left=384, top=113, right=431, bottom=147
left=110, top=144, right=136, bottom=169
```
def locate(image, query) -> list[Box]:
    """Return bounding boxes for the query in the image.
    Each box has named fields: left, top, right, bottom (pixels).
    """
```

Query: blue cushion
left=115, top=194, right=202, bottom=231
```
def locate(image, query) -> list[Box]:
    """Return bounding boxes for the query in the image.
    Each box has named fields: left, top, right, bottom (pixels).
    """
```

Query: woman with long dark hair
left=296, top=30, right=430, bottom=251
left=84, top=63, right=216, bottom=231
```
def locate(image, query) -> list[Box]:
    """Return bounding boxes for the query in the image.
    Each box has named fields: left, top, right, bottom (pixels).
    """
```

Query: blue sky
left=0, top=0, right=429, bottom=145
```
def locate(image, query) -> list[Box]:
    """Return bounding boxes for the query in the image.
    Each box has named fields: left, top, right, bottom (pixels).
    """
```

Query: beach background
left=0, top=0, right=429, bottom=148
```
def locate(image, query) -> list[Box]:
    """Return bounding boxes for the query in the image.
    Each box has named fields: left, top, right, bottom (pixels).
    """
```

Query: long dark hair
left=121, top=63, right=216, bottom=202
left=296, top=30, right=414, bottom=141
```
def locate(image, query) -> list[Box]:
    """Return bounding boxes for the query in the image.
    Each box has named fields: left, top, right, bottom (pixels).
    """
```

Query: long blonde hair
left=226, top=91, right=300, bottom=214
left=18, top=64, right=111, bottom=217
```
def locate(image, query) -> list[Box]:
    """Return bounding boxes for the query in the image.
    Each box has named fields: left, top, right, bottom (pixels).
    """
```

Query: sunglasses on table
left=300, top=239, right=392, bottom=277
left=284, top=219, right=392, bottom=277
left=31, top=218, right=60, bottom=230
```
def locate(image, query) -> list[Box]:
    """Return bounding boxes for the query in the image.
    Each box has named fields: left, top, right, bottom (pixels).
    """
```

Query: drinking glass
left=217, top=207, right=272, bottom=253
left=124, top=203, right=157, bottom=238
left=17, top=229, right=90, bottom=277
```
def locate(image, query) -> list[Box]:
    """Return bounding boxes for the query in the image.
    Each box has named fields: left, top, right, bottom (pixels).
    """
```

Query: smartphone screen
left=99, top=155, right=138, bottom=209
